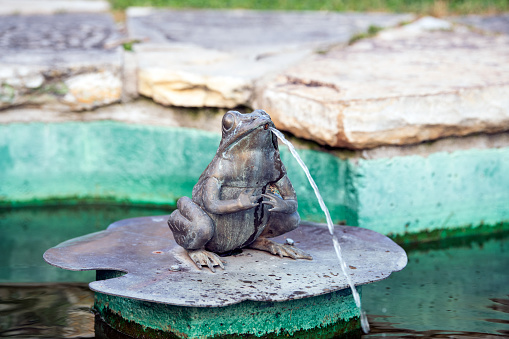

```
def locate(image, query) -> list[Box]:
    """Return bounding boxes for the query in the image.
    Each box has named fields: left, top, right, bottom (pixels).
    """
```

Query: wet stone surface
left=44, top=216, right=407, bottom=307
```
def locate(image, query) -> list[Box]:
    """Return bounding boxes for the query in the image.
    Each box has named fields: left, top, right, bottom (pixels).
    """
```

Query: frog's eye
left=222, top=112, right=235, bottom=132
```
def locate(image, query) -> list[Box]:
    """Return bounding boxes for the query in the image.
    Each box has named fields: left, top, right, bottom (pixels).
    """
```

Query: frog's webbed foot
left=248, top=237, right=312, bottom=260
left=188, top=249, right=225, bottom=273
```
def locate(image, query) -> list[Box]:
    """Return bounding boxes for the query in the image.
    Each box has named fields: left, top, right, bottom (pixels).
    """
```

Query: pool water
left=363, top=233, right=509, bottom=337
left=0, top=206, right=508, bottom=338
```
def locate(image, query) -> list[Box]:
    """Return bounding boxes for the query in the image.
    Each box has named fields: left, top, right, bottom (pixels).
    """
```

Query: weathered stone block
left=252, top=17, right=509, bottom=149
left=128, top=8, right=413, bottom=108
left=0, top=13, right=123, bottom=111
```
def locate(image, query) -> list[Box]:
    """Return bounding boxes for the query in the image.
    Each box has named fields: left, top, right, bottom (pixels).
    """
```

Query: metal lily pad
left=44, top=216, right=407, bottom=307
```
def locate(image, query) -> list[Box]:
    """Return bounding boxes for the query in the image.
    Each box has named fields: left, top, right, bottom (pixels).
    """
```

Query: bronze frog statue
left=168, top=110, right=312, bottom=272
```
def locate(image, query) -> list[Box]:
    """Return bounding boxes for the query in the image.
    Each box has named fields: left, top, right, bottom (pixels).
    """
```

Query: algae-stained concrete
left=94, top=288, right=360, bottom=338
left=353, top=147, right=509, bottom=236
left=0, top=120, right=348, bottom=224
left=1, top=121, right=508, bottom=237
left=0, top=121, right=219, bottom=206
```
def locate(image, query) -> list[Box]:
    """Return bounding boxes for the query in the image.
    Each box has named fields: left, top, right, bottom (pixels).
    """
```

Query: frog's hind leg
left=168, top=197, right=214, bottom=251
left=168, top=197, right=224, bottom=272
left=248, top=212, right=312, bottom=260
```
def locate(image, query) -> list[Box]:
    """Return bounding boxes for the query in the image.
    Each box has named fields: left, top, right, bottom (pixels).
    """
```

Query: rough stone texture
left=252, top=17, right=509, bottom=149
left=0, top=100, right=227, bottom=132
left=128, top=8, right=413, bottom=108
left=0, top=0, right=110, bottom=15
left=0, top=13, right=123, bottom=111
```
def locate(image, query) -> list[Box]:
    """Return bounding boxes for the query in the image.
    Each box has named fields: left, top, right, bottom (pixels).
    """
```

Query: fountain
left=44, top=110, right=407, bottom=338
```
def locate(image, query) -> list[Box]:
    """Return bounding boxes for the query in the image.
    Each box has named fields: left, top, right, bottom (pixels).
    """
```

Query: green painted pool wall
left=94, top=288, right=360, bottom=338
left=0, top=121, right=352, bottom=224
left=354, top=149, right=509, bottom=236
left=0, top=121, right=218, bottom=207
left=1, top=121, right=508, bottom=237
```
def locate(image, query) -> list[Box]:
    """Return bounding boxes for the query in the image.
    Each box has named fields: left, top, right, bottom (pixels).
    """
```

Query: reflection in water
left=1, top=286, right=507, bottom=338
left=0, top=284, right=94, bottom=338
left=0, top=206, right=508, bottom=338
left=363, top=232, right=509, bottom=338
left=0, top=205, right=171, bottom=283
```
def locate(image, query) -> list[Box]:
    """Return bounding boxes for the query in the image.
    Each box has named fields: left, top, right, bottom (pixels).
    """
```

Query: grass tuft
left=348, top=25, right=383, bottom=45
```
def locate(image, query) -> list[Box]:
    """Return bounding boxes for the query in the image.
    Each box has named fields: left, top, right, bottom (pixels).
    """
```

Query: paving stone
left=452, top=14, right=509, bottom=35
left=128, top=8, right=413, bottom=108
left=0, top=13, right=123, bottom=111
left=252, top=17, right=509, bottom=149
left=0, top=0, right=110, bottom=15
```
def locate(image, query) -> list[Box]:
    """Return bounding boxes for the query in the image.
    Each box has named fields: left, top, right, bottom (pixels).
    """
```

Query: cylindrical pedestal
left=94, top=286, right=361, bottom=339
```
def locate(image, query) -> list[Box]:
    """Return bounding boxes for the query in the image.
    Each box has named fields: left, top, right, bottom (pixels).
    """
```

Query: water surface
left=0, top=206, right=507, bottom=338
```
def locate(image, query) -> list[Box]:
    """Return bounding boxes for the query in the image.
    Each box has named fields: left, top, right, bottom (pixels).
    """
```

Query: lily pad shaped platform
left=44, top=216, right=407, bottom=338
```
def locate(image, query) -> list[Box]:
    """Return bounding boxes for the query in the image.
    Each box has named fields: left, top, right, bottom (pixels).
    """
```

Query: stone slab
left=0, top=13, right=123, bottom=111
left=0, top=100, right=226, bottom=132
left=252, top=17, right=509, bottom=149
left=0, top=0, right=110, bottom=15
left=128, top=8, right=413, bottom=108
left=452, top=14, right=509, bottom=35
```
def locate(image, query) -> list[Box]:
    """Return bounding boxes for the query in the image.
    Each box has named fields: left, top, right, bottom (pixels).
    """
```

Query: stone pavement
left=451, top=13, right=509, bottom=34
left=0, top=1, right=122, bottom=111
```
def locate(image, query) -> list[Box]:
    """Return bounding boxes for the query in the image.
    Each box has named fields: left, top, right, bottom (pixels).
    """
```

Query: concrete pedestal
left=94, top=276, right=361, bottom=338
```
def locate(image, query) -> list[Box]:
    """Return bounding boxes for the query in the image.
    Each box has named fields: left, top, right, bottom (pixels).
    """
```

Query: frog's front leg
left=202, top=177, right=261, bottom=214
left=167, top=196, right=224, bottom=272
left=248, top=175, right=312, bottom=260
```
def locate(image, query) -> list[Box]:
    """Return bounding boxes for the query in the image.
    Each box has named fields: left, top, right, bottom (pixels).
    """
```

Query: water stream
left=270, top=127, right=370, bottom=333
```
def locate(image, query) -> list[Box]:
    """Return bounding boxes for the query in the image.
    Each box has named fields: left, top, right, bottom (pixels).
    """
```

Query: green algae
left=94, top=288, right=361, bottom=338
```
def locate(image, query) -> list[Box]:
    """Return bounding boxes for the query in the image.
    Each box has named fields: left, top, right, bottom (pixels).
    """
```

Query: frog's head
left=218, top=109, right=277, bottom=155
